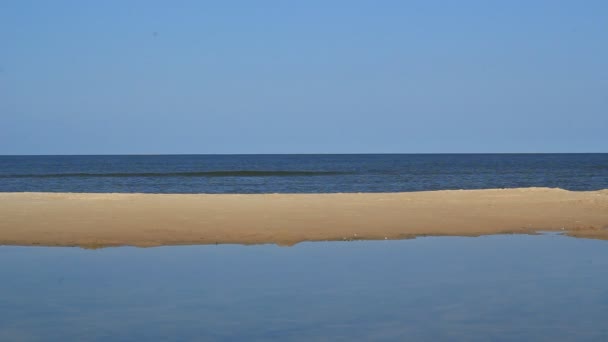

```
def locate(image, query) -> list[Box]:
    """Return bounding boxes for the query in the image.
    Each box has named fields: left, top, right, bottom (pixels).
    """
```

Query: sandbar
left=1, top=188, right=607, bottom=248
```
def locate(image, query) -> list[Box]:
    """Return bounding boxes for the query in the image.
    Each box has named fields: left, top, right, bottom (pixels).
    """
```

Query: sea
left=2, top=154, right=608, bottom=341
left=1, top=153, right=607, bottom=193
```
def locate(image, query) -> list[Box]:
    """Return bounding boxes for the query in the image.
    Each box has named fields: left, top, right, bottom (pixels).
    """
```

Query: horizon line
left=1, top=152, right=607, bottom=157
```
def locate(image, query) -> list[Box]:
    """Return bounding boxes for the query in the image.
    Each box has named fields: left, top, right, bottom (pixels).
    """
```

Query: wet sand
left=1, top=188, right=607, bottom=248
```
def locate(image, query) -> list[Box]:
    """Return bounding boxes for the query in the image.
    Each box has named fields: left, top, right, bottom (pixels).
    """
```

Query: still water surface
left=1, top=234, right=607, bottom=341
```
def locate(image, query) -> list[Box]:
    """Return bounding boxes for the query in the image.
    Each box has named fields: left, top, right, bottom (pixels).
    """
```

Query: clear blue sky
left=1, top=1, right=606, bottom=154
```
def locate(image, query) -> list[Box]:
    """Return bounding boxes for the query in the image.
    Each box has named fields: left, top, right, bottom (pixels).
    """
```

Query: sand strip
left=1, top=188, right=607, bottom=248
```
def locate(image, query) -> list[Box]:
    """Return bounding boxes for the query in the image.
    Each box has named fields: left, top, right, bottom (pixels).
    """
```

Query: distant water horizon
left=1, top=153, right=606, bottom=193
left=2, top=152, right=606, bottom=156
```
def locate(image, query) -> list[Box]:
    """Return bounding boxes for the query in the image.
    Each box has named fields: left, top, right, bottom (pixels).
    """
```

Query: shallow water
left=1, top=234, right=608, bottom=341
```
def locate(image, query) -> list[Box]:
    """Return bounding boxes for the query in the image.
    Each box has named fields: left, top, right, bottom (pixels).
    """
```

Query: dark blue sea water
left=1, top=154, right=606, bottom=193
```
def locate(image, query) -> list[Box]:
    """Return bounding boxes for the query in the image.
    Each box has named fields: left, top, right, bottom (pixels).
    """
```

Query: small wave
left=0, top=170, right=350, bottom=178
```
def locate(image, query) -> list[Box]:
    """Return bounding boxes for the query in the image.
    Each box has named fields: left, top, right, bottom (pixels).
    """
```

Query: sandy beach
left=1, top=187, right=607, bottom=248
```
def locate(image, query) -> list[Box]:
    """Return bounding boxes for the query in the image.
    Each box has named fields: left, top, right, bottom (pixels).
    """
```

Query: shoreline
left=1, top=187, right=607, bottom=248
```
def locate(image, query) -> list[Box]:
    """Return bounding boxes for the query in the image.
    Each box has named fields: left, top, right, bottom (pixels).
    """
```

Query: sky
left=1, top=1, right=606, bottom=154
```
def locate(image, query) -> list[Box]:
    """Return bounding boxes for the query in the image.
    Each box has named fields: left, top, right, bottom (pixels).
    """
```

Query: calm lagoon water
left=1, top=234, right=608, bottom=341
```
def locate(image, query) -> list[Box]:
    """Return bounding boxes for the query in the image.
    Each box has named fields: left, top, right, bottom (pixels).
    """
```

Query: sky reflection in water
left=1, top=234, right=608, bottom=341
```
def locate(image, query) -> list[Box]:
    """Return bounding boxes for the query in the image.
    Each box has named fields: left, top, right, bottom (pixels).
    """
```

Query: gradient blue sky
left=1, top=1, right=606, bottom=154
